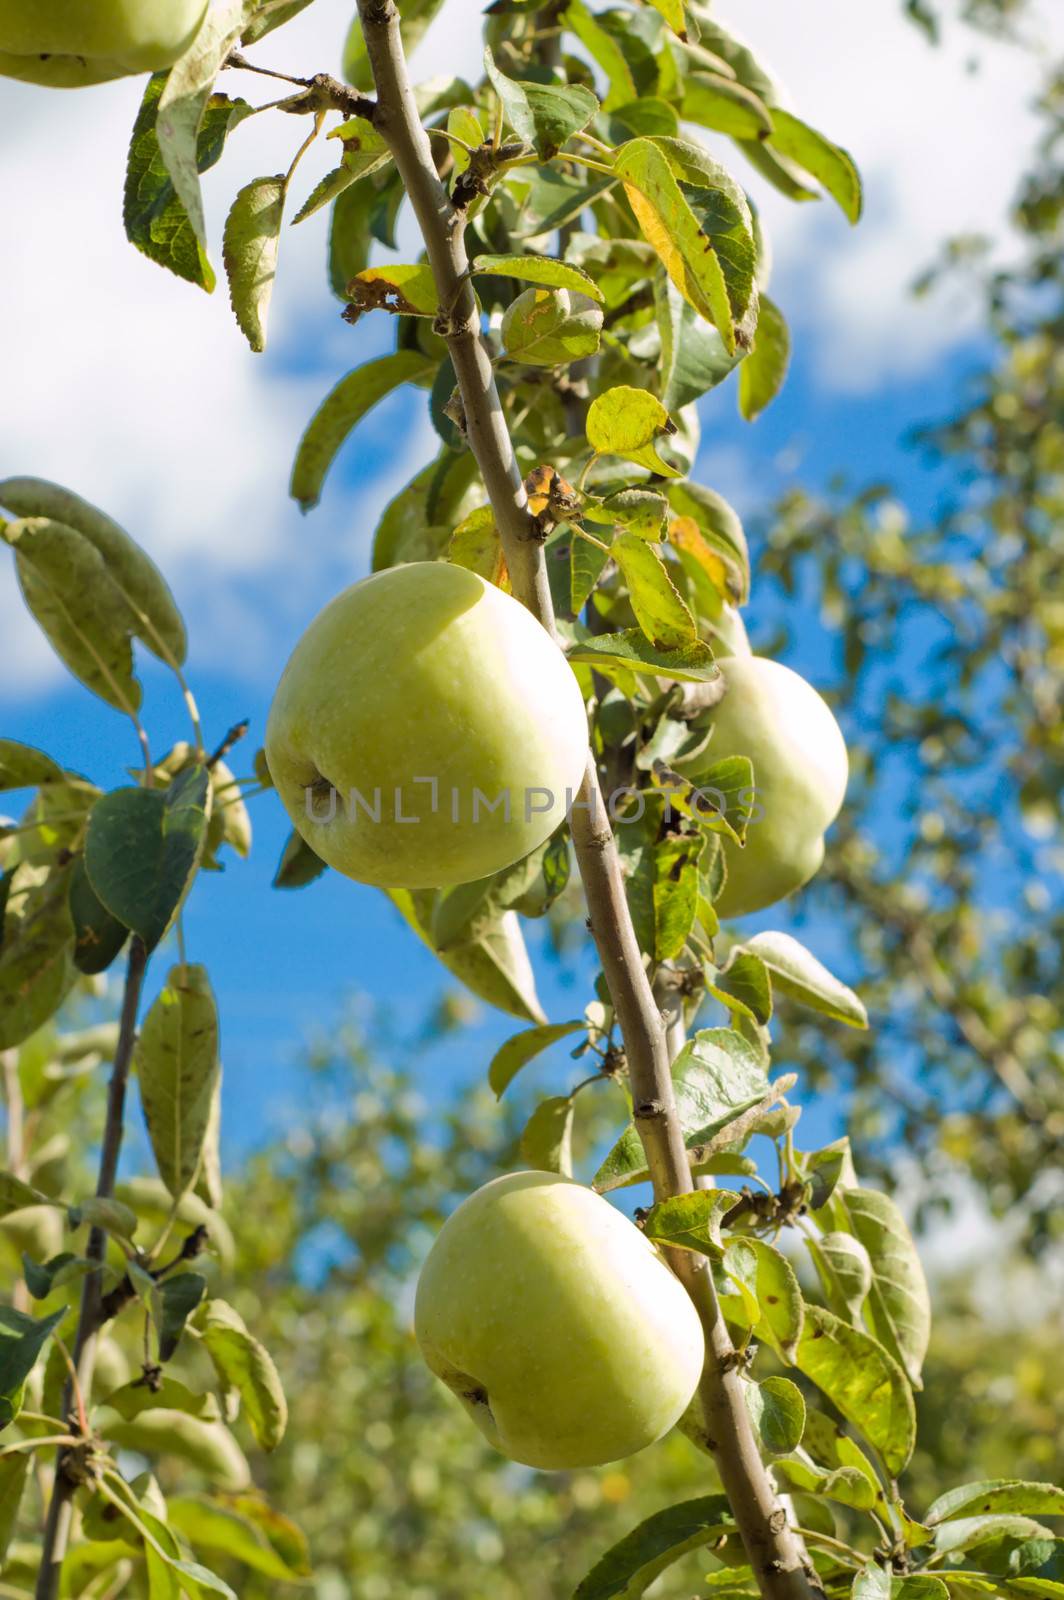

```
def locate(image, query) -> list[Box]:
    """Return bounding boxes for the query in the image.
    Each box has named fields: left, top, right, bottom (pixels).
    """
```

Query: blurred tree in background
left=747, top=63, right=1063, bottom=1253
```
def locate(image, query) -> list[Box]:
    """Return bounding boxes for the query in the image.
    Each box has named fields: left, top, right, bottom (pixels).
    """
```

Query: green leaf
left=0, top=1451, right=29, bottom=1565
left=746, top=1375, right=805, bottom=1455
left=766, top=109, right=862, bottom=223
left=807, top=1229, right=873, bottom=1323
left=681, top=72, right=773, bottom=138
left=484, top=47, right=598, bottom=157
left=446, top=106, right=483, bottom=175
left=801, top=1406, right=884, bottom=1502
left=85, top=767, right=211, bottom=951
left=611, top=532, right=695, bottom=648
left=0, top=739, right=65, bottom=791
left=835, top=1188, right=931, bottom=1389
left=651, top=830, right=704, bottom=960
left=3, top=518, right=140, bottom=714
left=0, top=479, right=186, bottom=665
left=738, top=136, right=820, bottom=203
left=519, top=1096, right=575, bottom=1176
left=21, top=1251, right=97, bottom=1300
left=489, top=1020, right=584, bottom=1097
left=327, top=172, right=383, bottom=298
left=136, top=964, right=220, bottom=1203
left=69, top=1195, right=139, bottom=1244
left=656, top=276, right=741, bottom=412
left=643, top=1189, right=735, bottom=1254
left=854, top=1569, right=951, bottom=1600
left=272, top=829, right=327, bottom=890
left=774, top=1453, right=879, bottom=1512
left=292, top=162, right=360, bottom=225
left=0, top=1305, right=66, bottom=1429
left=807, top=1229, right=872, bottom=1324
left=0, top=1173, right=54, bottom=1217
left=102, top=1376, right=221, bottom=1422
left=927, top=1483, right=1064, bottom=1527
left=739, top=294, right=790, bottom=420
left=154, top=0, right=253, bottom=282
left=745, top=1237, right=804, bottom=1361
left=222, top=175, right=285, bottom=353
left=474, top=252, right=604, bottom=302
left=571, top=534, right=612, bottom=613
left=196, top=1300, right=288, bottom=1451
left=290, top=351, right=434, bottom=512
left=155, top=1271, right=208, bottom=1362
left=573, top=1495, right=734, bottom=1600
left=328, top=112, right=393, bottom=180
left=516, top=167, right=615, bottom=240
left=125, top=75, right=255, bottom=290
left=69, top=857, right=129, bottom=976
left=711, top=949, right=772, bottom=1025
left=388, top=891, right=546, bottom=1023
left=614, top=139, right=739, bottom=351
left=796, top=1304, right=916, bottom=1477
left=0, top=870, right=75, bottom=1051
left=563, top=0, right=637, bottom=109
left=501, top=286, right=603, bottom=366
left=593, top=1028, right=769, bottom=1191
left=242, top=0, right=315, bottom=42
left=167, top=1494, right=310, bottom=1581
left=737, top=931, right=867, bottom=1028
left=799, top=1140, right=853, bottom=1211
left=585, top=489, right=669, bottom=541
left=570, top=627, right=719, bottom=683
left=586, top=386, right=680, bottom=476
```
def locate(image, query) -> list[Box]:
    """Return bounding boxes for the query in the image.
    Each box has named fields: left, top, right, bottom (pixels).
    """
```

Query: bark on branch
left=35, top=936, right=148, bottom=1600
left=354, top=4, right=819, bottom=1595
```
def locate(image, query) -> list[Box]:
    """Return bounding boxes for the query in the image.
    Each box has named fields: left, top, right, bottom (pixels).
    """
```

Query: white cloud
left=1, top=0, right=1059, bottom=701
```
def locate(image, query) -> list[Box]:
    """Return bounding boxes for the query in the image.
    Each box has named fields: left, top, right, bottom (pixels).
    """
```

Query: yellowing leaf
left=347, top=264, right=440, bottom=317
left=586, top=386, right=679, bottom=475
left=448, top=506, right=510, bottom=590
left=613, top=139, right=736, bottom=350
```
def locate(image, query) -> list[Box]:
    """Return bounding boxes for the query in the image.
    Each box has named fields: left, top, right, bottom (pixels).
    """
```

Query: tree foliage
left=0, top=3, right=1061, bottom=1599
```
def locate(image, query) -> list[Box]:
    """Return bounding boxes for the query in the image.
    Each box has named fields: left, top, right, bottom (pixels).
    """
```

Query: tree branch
left=35, top=936, right=148, bottom=1600
left=354, top=5, right=818, bottom=1595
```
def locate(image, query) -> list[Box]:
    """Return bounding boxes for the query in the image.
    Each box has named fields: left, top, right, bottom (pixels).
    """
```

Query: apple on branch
left=0, top=0, right=207, bottom=86
left=414, top=1171, right=705, bottom=1471
left=265, top=561, right=590, bottom=889
left=685, top=656, right=849, bottom=918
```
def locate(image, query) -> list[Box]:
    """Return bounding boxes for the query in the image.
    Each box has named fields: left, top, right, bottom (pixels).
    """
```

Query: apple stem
left=354, top=4, right=822, bottom=1596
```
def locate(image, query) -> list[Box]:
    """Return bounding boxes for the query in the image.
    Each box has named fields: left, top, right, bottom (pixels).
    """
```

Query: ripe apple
left=687, top=655, right=848, bottom=917
left=0, top=0, right=207, bottom=87
left=414, top=1171, right=705, bottom=1470
left=266, top=562, right=589, bottom=890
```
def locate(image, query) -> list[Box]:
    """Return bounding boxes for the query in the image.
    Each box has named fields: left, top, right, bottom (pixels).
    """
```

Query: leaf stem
left=34, top=936, right=148, bottom=1600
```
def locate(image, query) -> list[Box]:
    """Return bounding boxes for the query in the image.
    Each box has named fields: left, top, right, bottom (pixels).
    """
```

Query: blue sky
left=2, top=1, right=1061, bottom=1181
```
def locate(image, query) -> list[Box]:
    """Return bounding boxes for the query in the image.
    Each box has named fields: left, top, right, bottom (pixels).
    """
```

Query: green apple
left=414, top=1171, right=705, bottom=1470
left=688, top=655, right=848, bottom=918
left=0, top=0, right=207, bottom=87
left=266, top=562, right=589, bottom=890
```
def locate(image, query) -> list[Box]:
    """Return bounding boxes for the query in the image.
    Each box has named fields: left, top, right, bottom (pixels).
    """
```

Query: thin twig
left=353, top=5, right=819, bottom=1596
left=206, top=719, right=250, bottom=771
left=35, top=937, right=148, bottom=1600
